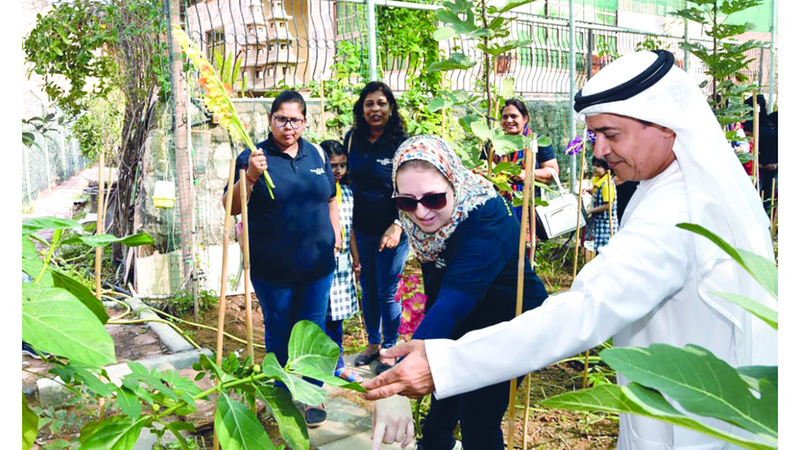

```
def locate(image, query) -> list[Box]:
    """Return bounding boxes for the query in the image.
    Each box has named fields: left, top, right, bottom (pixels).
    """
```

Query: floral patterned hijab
left=392, top=135, right=497, bottom=262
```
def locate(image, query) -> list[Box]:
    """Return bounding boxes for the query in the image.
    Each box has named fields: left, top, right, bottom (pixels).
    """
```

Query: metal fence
left=179, top=1, right=776, bottom=98
left=21, top=126, right=90, bottom=207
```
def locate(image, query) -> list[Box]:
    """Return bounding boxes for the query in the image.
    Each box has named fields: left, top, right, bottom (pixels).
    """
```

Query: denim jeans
left=419, top=377, right=520, bottom=450
left=325, top=319, right=345, bottom=372
left=354, top=230, right=409, bottom=349
left=251, top=272, right=333, bottom=388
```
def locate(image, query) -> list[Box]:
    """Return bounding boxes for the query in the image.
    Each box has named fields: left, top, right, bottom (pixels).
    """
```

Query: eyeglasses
left=272, top=115, right=305, bottom=129
left=393, top=191, right=449, bottom=212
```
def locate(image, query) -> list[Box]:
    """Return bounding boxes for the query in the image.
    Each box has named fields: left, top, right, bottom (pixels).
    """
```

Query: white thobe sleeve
left=427, top=196, right=693, bottom=399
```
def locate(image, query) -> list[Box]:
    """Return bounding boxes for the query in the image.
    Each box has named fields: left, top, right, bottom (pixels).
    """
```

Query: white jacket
left=426, top=161, right=777, bottom=449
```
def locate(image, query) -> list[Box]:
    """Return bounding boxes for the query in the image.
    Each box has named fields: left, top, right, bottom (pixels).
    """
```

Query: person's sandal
left=335, top=367, right=364, bottom=383
left=304, top=403, right=327, bottom=428
left=375, top=360, right=394, bottom=376
left=354, top=351, right=380, bottom=367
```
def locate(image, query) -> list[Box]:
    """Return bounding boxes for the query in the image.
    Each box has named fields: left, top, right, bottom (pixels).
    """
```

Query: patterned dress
left=328, top=183, right=358, bottom=321
left=587, top=173, right=619, bottom=249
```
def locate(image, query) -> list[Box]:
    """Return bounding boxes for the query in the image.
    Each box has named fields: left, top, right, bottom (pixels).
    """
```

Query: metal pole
left=569, top=0, right=576, bottom=192
left=768, top=0, right=776, bottom=112
left=367, top=0, right=378, bottom=81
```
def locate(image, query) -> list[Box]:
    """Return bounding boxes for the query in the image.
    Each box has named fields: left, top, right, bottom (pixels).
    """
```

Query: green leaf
left=215, top=393, right=276, bottom=450
left=22, top=284, right=116, bottom=367
left=427, top=97, right=455, bottom=113
left=22, top=235, right=38, bottom=260
left=433, top=27, right=457, bottom=42
left=285, top=321, right=367, bottom=392
left=23, top=395, right=38, bottom=450
left=600, top=344, right=777, bottom=441
left=256, top=386, right=309, bottom=450
left=709, top=291, right=777, bottom=330
left=676, top=223, right=776, bottom=299
left=261, top=353, right=327, bottom=406
left=51, top=269, right=109, bottom=323
left=542, top=383, right=776, bottom=450
left=490, top=0, right=537, bottom=14
left=737, top=366, right=778, bottom=392
left=499, top=78, right=516, bottom=99
left=22, top=217, right=82, bottom=235
left=79, top=415, right=150, bottom=450
left=23, top=132, right=36, bottom=148
left=164, top=421, right=196, bottom=450
left=427, top=53, right=477, bottom=73
left=115, top=386, right=142, bottom=420
left=22, top=257, right=53, bottom=286
left=64, top=232, right=154, bottom=248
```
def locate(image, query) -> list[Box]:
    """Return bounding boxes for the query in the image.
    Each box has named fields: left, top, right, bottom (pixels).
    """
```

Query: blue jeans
left=251, top=272, right=333, bottom=388
left=325, top=319, right=345, bottom=372
left=354, top=230, right=409, bottom=349
left=419, top=378, right=520, bottom=450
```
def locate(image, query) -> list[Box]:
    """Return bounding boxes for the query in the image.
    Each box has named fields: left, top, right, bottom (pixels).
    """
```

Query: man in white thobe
left=362, top=50, right=777, bottom=449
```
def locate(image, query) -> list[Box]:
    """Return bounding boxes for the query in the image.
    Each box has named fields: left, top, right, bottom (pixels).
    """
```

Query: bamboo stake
left=507, top=138, right=535, bottom=450
left=572, top=129, right=588, bottom=279
left=214, top=159, right=237, bottom=450
left=752, top=91, right=760, bottom=189
left=521, top=373, right=532, bottom=450
left=95, top=153, right=105, bottom=301
left=770, top=177, right=776, bottom=238
left=529, top=143, right=538, bottom=267
left=239, top=169, right=255, bottom=361
left=320, top=79, right=326, bottom=138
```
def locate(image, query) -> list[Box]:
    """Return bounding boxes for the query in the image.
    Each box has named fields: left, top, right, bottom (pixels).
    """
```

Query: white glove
left=371, top=395, right=416, bottom=449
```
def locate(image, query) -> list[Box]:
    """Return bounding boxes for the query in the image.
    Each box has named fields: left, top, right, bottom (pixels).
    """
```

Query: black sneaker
left=304, top=404, right=327, bottom=428
left=22, top=342, right=45, bottom=360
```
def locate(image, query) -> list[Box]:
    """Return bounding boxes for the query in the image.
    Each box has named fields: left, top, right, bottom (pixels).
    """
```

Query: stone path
left=23, top=166, right=409, bottom=450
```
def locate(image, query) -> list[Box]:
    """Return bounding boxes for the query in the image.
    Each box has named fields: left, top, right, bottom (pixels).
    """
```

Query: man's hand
left=361, top=340, right=435, bottom=400
left=371, top=396, right=415, bottom=449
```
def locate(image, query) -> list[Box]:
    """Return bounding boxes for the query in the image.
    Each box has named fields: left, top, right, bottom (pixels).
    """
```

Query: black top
left=228, top=135, right=336, bottom=282
left=345, top=130, right=409, bottom=236
left=412, top=195, right=549, bottom=341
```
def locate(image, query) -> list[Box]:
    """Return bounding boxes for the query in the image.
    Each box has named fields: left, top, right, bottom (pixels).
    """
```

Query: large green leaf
left=432, top=27, right=457, bottom=42
left=737, top=366, right=778, bottom=393
left=427, top=97, right=455, bottom=113
left=256, top=386, right=309, bottom=450
left=488, top=0, right=537, bottom=14
left=62, top=232, right=154, bottom=248
left=427, top=53, right=476, bottom=73
left=23, top=395, right=38, bottom=450
left=22, top=257, right=52, bottom=285
left=51, top=269, right=109, bottom=324
left=499, top=77, right=516, bottom=99
left=22, top=284, right=116, bottom=367
left=285, top=321, right=366, bottom=391
left=79, top=415, right=150, bottom=450
left=601, top=344, right=777, bottom=441
left=710, top=291, right=777, bottom=330
left=22, top=235, right=38, bottom=260
left=260, top=353, right=327, bottom=406
left=115, top=386, right=142, bottom=420
left=676, top=223, right=776, bottom=299
left=215, top=393, right=276, bottom=450
left=541, top=383, right=776, bottom=450
left=22, top=217, right=82, bottom=235
left=164, top=421, right=196, bottom=450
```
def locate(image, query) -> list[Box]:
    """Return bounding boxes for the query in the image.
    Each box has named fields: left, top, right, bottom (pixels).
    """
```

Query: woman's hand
left=379, top=223, right=402, bottom=252
left=371, top=395, right=415, bottom=449
left=247, top=149, right=267, bottom=180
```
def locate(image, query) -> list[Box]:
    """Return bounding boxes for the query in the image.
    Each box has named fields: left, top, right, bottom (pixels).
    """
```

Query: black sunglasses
left=393, top=191, right=449, bottom=212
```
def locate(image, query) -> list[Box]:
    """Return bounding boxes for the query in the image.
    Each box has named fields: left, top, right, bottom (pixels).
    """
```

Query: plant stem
left=34, top=229, right=62, bottom=284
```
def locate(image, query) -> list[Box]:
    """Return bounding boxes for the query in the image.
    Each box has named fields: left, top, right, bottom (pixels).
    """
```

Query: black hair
left=592, top=156, right=610, bottom=171
left=270, top=90, right=307, bottom=117
left=320, top=139, right=349, bottom=184
left=351, top=81, right=407, bottom=143
left=502, top=98, right=530, bottom=119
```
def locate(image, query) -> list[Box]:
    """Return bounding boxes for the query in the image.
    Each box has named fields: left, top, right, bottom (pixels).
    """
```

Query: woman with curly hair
left=345, top=81, right=410, bottom=375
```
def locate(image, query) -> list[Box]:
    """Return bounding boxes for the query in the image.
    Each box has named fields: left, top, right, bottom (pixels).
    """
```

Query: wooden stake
left=320, top=79, right=326, bottom=139
left=95, top=153, right=105, bottom=301
left=572, top=130, right=588, bottom=280
left=214, top=159, right=237, bottom=450
left=239, top=169, right=255, bottom=362
left=770, top=177, right=776, bottom=238
left=522, top=373, right=532, bottom=450
left=752, top=91, right=760, bottom=189
left=507, top=137, right=535, bottom=450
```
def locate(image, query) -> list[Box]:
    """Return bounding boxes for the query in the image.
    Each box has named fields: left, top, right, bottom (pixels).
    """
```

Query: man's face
left=586, top=113, right=677, bottom=181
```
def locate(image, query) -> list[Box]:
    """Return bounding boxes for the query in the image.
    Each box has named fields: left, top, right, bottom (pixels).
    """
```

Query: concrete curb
left=125, top=296, right=195, bottom=353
